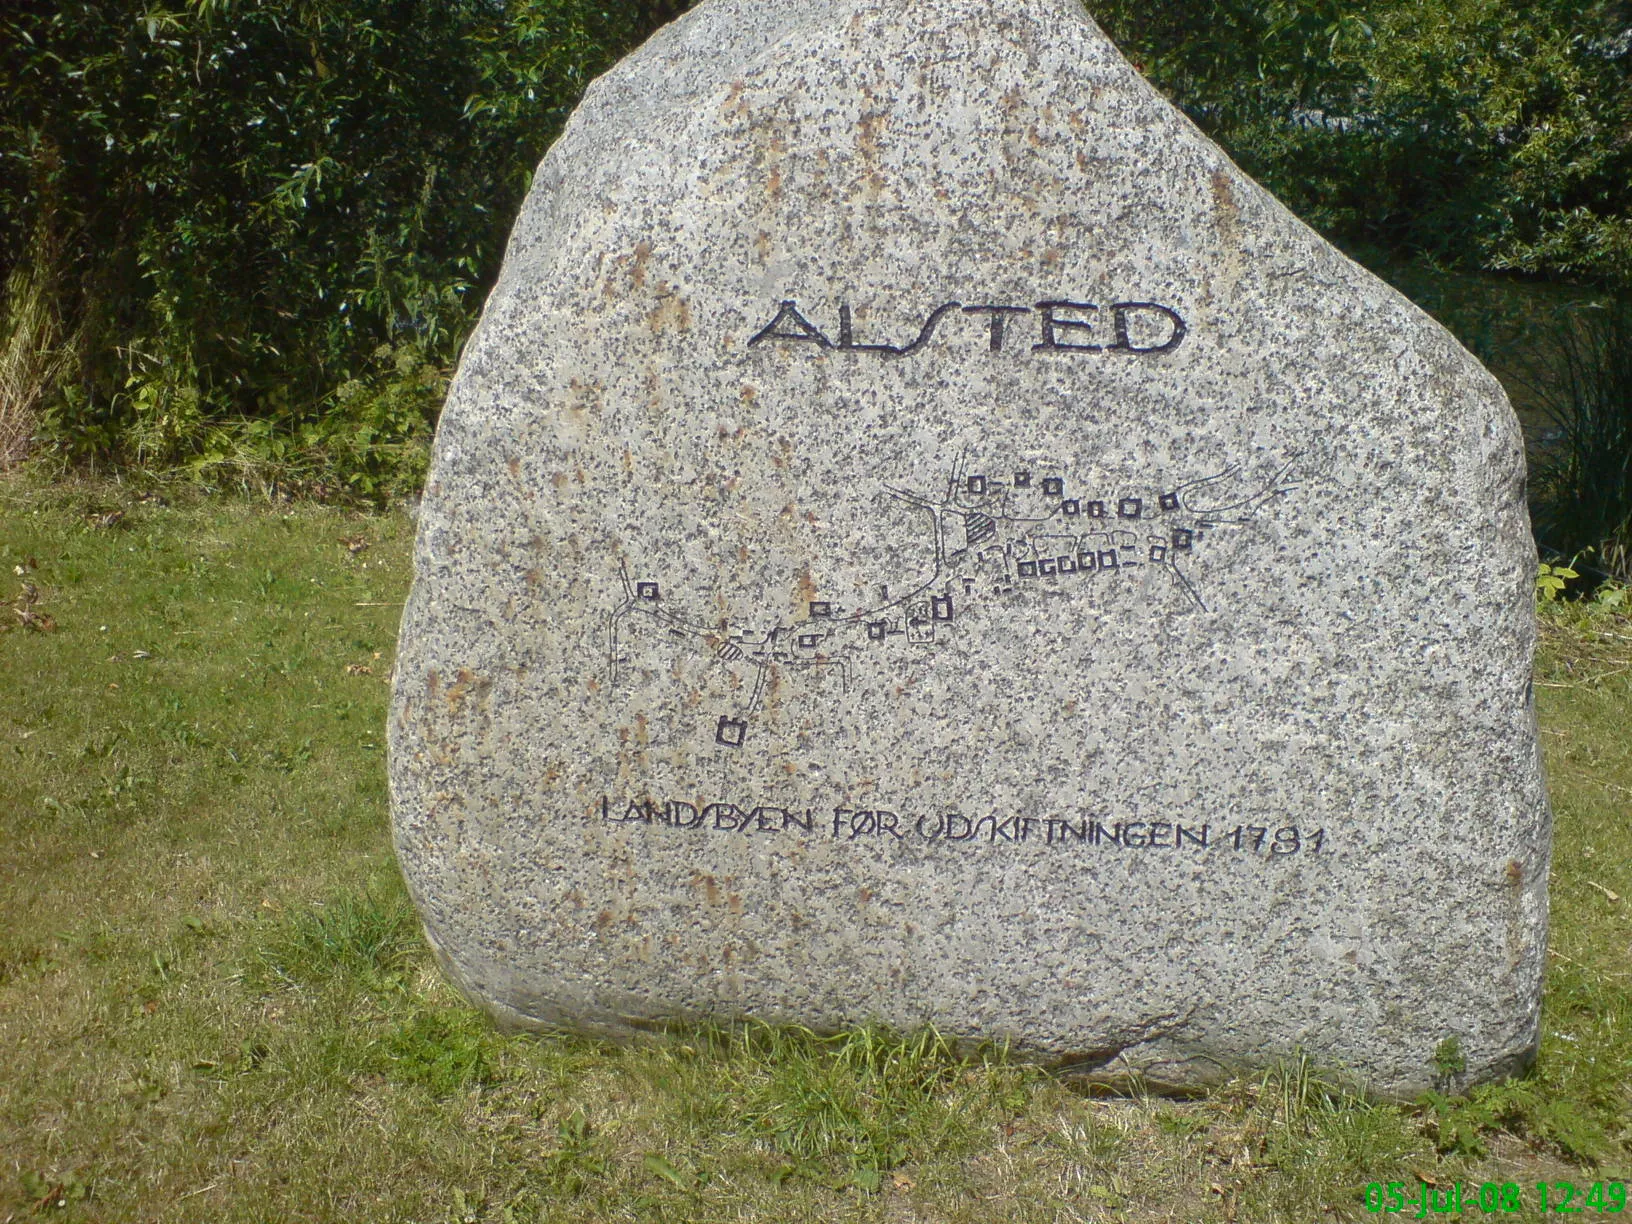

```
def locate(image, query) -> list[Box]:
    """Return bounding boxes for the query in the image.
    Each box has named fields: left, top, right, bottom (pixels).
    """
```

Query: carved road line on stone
left=606, top=451, right=1304, bottom=747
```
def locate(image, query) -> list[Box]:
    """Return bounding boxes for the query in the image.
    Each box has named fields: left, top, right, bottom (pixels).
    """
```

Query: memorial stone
left=388, top=0, right=1551, bottom=1096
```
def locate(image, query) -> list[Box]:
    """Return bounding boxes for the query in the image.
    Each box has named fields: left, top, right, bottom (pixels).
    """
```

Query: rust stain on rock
left=443, top=669, right=493, bottom=713
left=648, top=291, right=692, bottom=335
left=693, top=873, right=721, bottom=905
left=857, top=110, right=888, bottom=160
left=1211, top=169, right=1239, bottom=240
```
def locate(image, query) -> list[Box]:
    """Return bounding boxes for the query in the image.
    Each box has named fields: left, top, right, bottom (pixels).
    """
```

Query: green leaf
left=641, top=1153, right=694, bottom=1191
left=849, top=1165, right=882, bottom=1193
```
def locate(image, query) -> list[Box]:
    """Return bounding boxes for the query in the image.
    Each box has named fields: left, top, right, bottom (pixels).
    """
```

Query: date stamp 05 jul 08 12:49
left=1365, top=1181, right=1627, bottom=1217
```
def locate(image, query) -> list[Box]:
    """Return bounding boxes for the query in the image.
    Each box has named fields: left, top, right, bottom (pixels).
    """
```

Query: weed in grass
left=642, top=1150, right=703, bottom=1192
left=385, top=1008, right=503, bottom=1095
left=539, top=1108, right=610, bottom=1196
left=252, top=885, right=422, bottom=992
left=1432, top=1034, right=1468, bottom=1089
left=1420, top=1078, right=1611, bottom=1165
left=731, top=1024, right=971, bottom=1189
left=18, top=1169, right=93, bottom=1212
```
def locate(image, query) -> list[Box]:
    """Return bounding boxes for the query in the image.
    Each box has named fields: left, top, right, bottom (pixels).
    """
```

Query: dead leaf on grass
left=88, top=508, right=126, bottom=529
left=339, top=534, right=370, bottom=555
left=12, top=581, right=57, bottom=631
left=345, top=663, right=373, bottom=676
left=1587, top=881, right=1622, bottom=903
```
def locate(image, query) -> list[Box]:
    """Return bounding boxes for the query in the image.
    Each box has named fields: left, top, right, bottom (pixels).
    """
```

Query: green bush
left=1, top=0, right=682, bottom=488
left=1088, top=0, right=1632, bottom=287
left=166, top=341, right=446, bottom=503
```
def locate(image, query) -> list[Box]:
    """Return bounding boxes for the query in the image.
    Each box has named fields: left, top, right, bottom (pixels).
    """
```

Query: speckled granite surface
left=388, top=0, right=1550, bottom=1097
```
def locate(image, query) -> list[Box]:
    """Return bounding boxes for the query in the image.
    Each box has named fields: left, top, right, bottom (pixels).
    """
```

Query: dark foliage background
left=1091, top=0, right=1632, bottom=285
left=0, top=0, right=667, bottom=494
left=1, top=0, right=1629, bottom=523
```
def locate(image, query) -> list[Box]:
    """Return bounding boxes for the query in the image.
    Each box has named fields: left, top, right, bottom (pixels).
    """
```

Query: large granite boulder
left=388, top=0, right=1550, bottom=1097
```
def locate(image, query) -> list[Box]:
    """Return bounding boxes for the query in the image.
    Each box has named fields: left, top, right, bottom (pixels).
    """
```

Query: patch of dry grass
left=0, top=261, right=69, bottom=471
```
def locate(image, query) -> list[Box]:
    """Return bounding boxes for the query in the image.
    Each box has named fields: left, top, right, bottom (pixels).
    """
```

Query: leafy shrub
left=178, top=342, right=444, bottom=503
left=1088, top=0, right=1632, bottom=288
left=1, top=0, right=681, bottom=487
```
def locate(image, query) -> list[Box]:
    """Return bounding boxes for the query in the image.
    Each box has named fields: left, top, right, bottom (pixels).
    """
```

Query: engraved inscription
left=598, top=796, right=1327, bottom=858
left=748, top=298, right=1187, bottom=355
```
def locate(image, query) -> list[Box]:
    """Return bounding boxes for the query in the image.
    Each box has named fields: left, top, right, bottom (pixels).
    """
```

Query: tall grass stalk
left=1522, top=294, right=1632, bottom=582
left=0, top=258, right=68, bottom=470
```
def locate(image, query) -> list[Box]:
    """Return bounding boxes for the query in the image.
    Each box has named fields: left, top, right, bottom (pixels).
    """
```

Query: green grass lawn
left=2, top=474, right=1628, bottom=1223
